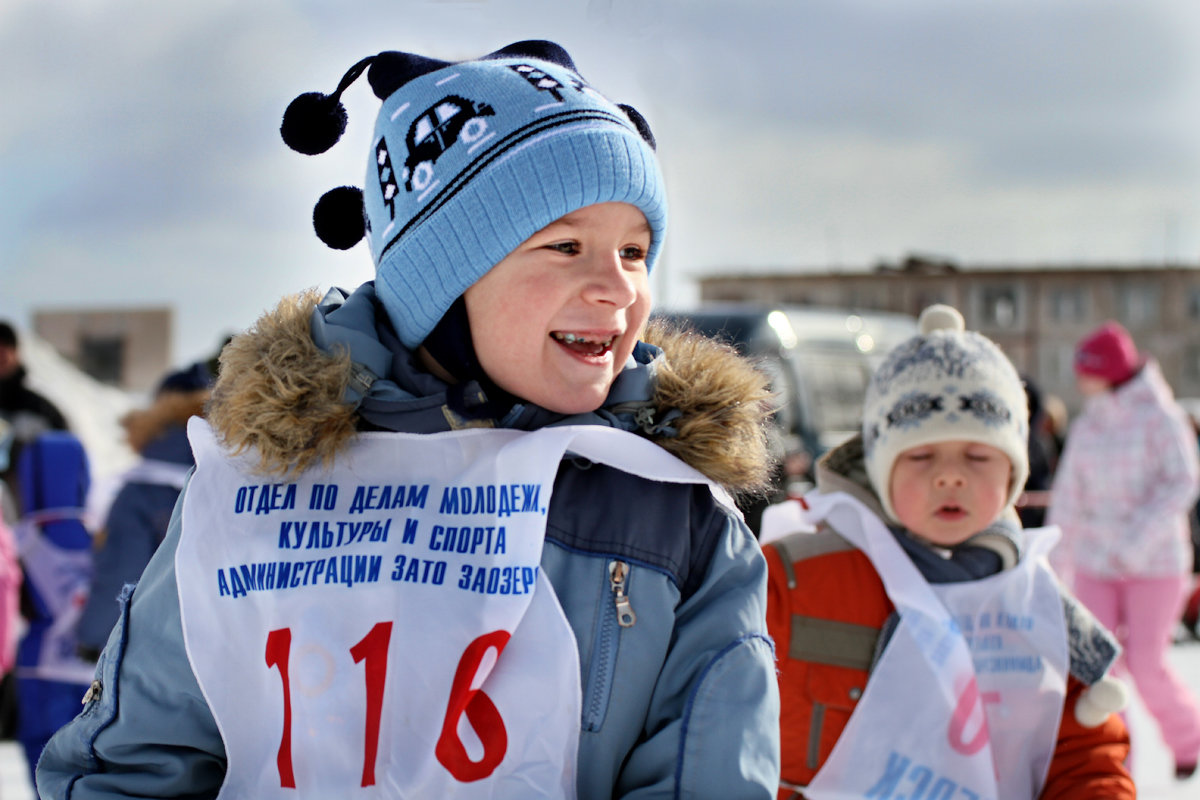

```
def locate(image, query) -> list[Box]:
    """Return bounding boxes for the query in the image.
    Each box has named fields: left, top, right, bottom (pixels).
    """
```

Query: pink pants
left=1074, top=571, right=1200, bottom=765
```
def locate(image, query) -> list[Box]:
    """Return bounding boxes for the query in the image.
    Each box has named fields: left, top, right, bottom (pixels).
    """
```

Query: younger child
left=765, top=305, right=1133, bottom=799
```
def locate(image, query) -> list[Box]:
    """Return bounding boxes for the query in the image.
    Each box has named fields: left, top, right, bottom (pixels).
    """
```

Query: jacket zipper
left=583, top=560, right=636, bottom=731
left=609, top=560, right=637, bottom=627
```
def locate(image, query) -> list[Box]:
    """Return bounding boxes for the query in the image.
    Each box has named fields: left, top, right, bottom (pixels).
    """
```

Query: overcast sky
left=2, top=0, right=1198, bottom=366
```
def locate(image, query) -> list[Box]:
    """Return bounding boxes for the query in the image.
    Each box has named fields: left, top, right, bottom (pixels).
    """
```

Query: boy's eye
left=620, top=244, right=647, bottom=260
left=905, top=452, right=932, bottom=462
left=546, top=240, right=580, bottom=255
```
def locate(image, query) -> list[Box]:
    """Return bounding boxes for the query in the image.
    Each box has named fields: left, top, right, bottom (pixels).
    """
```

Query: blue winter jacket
left=36, top=284, right=781, bottom=799
left=76, top=419, right=197, bottom=657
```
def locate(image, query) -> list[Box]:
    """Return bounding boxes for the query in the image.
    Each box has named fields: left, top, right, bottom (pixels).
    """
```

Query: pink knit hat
left=1075, top=322, right=1140, bottom=385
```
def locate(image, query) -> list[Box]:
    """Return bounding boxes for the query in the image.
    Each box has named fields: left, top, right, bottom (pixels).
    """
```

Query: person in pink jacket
left=1048, top=320, right=1200, bottom=781
left=0, top=514, right=19, bottom=676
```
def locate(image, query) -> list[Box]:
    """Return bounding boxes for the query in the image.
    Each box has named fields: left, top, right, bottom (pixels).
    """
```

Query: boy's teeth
left=555, top=332, right=613, bottom=346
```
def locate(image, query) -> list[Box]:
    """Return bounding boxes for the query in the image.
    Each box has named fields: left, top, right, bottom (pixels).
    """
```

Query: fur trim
left=642, top=319, right=775, bottom=495
left=207, top=289, right=357, bottom=477
left=122, top=390, right=210, bottom=453
left=815, top=435, right=879, bottom=513
left=208, top=292, right=776, bottom=492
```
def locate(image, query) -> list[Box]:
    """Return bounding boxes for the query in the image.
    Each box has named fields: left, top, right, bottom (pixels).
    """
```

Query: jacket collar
left=208, top=284, right=775, bottom=493
left=309, top=283, right=674, bottom=436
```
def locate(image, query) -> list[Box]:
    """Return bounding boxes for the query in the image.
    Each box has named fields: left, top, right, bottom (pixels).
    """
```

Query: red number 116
left=265, top=624, right=510, bottom=789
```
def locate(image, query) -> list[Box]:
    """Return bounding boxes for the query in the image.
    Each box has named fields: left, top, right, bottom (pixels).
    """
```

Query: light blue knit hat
left=281, top=40, right=667, bottom=348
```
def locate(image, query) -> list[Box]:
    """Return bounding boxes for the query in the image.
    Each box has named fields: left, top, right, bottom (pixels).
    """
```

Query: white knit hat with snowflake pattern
left=862, top=304, right=1029, bottom=524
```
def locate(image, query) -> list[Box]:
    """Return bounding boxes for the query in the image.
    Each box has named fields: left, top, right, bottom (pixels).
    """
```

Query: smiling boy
left=460, top=202, right=652, bottom=415
left=765, top=305, right=1134, bottom=799
left=37, top=41, right=781, bottom=799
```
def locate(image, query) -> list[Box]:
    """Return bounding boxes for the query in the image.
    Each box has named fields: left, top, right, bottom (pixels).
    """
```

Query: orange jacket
left=765, top=529, right=1134, bottom=800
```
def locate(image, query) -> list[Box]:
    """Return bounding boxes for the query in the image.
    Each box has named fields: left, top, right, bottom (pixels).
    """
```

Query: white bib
left=14, top=508, right=95, bottom=685
left=178, top=419, right=722, bottom=799
left=799, top=492, right=1068, bottom=800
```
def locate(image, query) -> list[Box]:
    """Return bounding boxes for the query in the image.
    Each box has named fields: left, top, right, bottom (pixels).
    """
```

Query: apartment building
left=698, top=257, right=1200, bottom=413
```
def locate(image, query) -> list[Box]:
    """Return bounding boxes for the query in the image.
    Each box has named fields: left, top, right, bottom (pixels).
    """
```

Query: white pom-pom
left=918, top=304, right=965, bottom=335
left=1074, top=676, right=1130, bottom=728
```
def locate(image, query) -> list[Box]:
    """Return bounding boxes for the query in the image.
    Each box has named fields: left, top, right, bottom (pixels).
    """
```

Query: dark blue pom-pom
left=313, top=187, right=365, bottom=249
left=281, top=92, right=348, bottom=155
left=618, top=104, right=656, bottom=151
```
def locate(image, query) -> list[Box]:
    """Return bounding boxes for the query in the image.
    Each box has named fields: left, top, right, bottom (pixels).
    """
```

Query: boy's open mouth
left=935, top=503, right=966, bottom=519
left=551, top=331, right=615, bottom=357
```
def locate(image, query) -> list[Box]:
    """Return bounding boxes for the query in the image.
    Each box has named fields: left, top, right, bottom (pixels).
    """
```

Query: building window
left=915, top=291, right=950, bottom=316
left=1185, top=344, right=1200, bottom=383
left=1050, top=287, right=1086, bottom=323
left=980, top=285, right=1020, bottom=328
left=1187, top=288, right=1200, bottom=319
left=1046, top=343, right=1076, bottom=386
left=78, top=335, right=125, bottom=385
left=1118, top=284, right=1160, bottom=327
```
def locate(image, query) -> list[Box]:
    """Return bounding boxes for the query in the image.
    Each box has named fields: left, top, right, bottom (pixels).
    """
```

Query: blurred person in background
left=0, top=321, right=69, bottom=522
left=75, top=362, right=212, bottom=661
left=1174, top=399, right=1200, bottom=641
left=1041, top=392, right=1069, bottom=460
left=1048, top=320, right=1200, bottom=780
left=0, top=456, right=21, bottom=741
left=1017, top=373, right=1056, bottom=529
left=12, top=431, right=93, bottom=780
left=0, top=321, right=71, bottom=745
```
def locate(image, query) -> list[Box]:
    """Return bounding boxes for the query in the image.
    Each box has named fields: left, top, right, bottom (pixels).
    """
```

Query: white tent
left=19, top=333, right=141, bottom=527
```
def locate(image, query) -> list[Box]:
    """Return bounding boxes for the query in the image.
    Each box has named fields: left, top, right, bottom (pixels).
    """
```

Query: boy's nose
left=583, top=251, right=639, bottom=307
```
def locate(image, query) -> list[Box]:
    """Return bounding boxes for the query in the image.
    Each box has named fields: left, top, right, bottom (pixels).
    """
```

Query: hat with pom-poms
left=281, top=40, right=666, bottom=348
left=862, top=304, right=1030, bottom=523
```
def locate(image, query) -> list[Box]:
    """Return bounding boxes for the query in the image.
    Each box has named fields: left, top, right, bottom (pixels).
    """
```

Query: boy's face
left=889, top=440, right=1012, bottom=547
left=464, top=202, right=652, bottom=415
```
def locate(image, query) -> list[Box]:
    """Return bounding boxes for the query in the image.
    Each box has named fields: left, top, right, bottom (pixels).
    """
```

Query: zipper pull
left=609, top=560, right=637, bottom=627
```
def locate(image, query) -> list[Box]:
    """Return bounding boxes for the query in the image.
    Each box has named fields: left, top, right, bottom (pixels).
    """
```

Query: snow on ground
left=2, top=640, right=1198, bottom=798
left=1125, top=634, right=1200, bottom=799
left=0, top=740, right=33, bottom=800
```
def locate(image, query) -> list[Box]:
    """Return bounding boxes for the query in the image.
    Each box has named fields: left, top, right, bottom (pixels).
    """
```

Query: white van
left=653, top=304, right=917, bottom=492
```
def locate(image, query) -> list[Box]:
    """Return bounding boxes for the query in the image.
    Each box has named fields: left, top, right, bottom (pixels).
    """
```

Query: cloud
left=645, top=0, right=1199, bottom=182
left=2, top=0, right=1198, bottom=363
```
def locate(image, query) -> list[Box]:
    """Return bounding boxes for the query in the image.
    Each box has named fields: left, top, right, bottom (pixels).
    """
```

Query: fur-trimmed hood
left=123, top=390, right=209, bottom=455
left=208, top=287, right=776, bottom=495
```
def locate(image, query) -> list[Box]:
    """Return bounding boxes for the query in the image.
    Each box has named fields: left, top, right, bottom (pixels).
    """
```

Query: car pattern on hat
left=374, top=139, right=399, bottom=221
left=400, top=96, right=495, bottom=193
left=510, top=63, right=567, bottom=101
